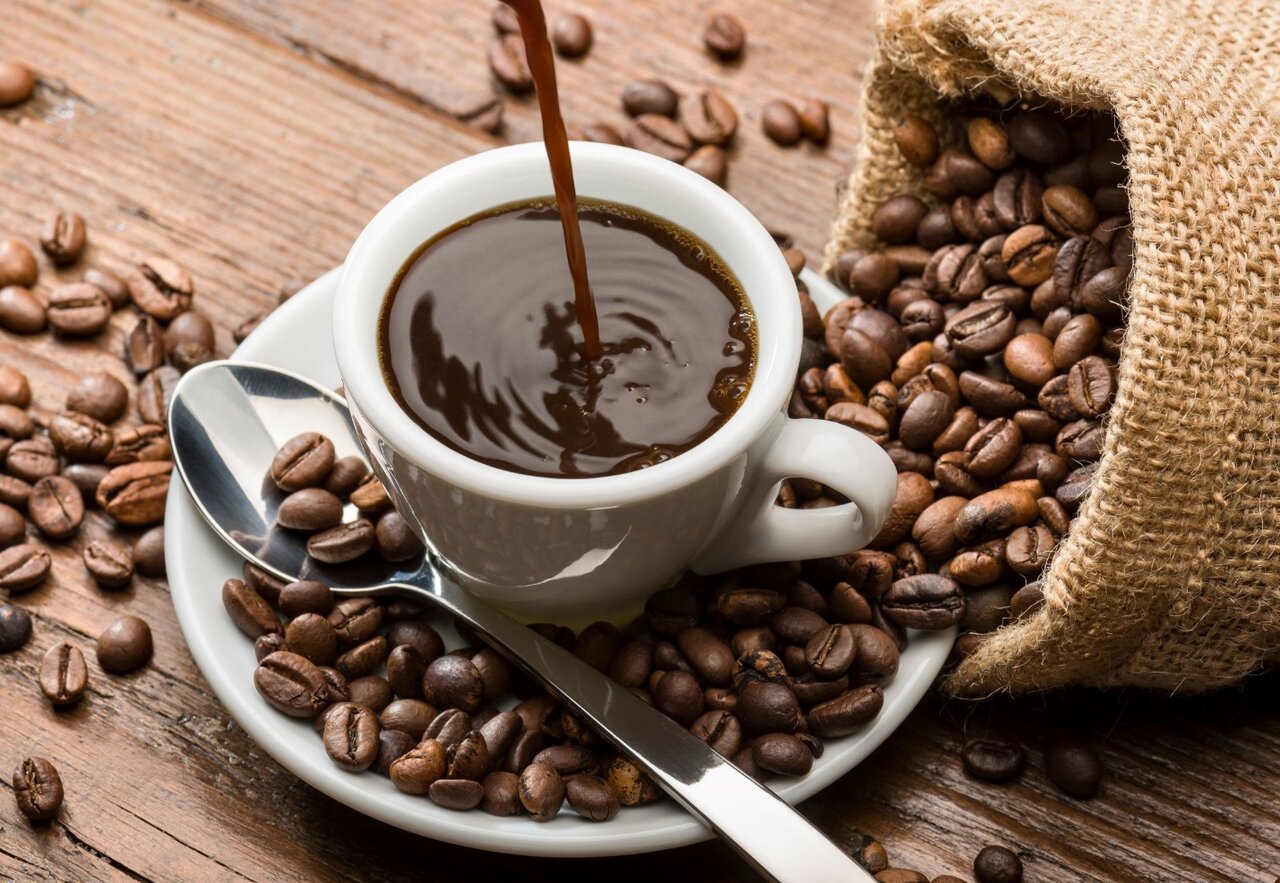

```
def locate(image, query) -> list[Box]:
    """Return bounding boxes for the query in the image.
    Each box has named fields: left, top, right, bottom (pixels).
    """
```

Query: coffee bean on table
left=323, top=702, right=381, bottom=771
left=375, top=510, right=424, bottom=561
left=127, top=256, right=193, bottom=321
left=0, top=544, right=51, bottom=592
left=0, top=61, right=35, bottom=107
left=0, top=240, right=38, bottom=288
left=702, top=12, right=745, bottom=59
left=0, top=366, right=31, bottom=407
left=277, top=487, right=343, bottom=531
left=126, top=315, right=166, bottom=375
left=974, top=845, right=1024, bottom=883
left=40, top=211, right=87, bottom=265
left=0, top=285, right=46, bottom=333
left=1044, top=732, right=1103, bottom=797
left=391, top=740, right=447, bottom=794
left=49, top=412, right=114, bottom=463
left=96, top=461, right=172, bottom=526
left=7, top=437, right=59, bottom=482
left=271, top=432, right=335, bottom=491
left=84, top=268, right=130, bottom=309
left=83, top=539, right=134, bottom=588
left=0, top=403, right=33, bottom=440
left=798, top=98, right=831, bottom=145
left=762, top=100, right=803, bottom=146
left=627, top=114, right=693, bottom=163
left=97, top=614, right=153, bottom=674
left=962, top=738, right=1026, bottom=781
left=0, top=603, right=33, bottom=652
left=13, top=757, right=63, bottom=822
left=0, top=502, right=23, bottom=547
left=66, top=372, right=129, bottom=424
left=164, top=310, right=216, bottom=372
left=679, top=89, right=738, bottom=146
left=105, top=425, right=170, bottom=465
left=582, top=123, right=625, bottom=145
left=621, top=80, right=679, bottom=118
left=518, top=761, right=565, bottom=821
left=46, top=282, right=111, bottom=336
left=137, top=366, right=180, bottom=424
left=307, top=518, right=375, bottom=564
left=39, top=642, right=88, bottom=706
left=551, top=13, right=592, bottom=57
left=133, top=526, right=166, bottom=577
left=488, top=35, right=532, bottom=93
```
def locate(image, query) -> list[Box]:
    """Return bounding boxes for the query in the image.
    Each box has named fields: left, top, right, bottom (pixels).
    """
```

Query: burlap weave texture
left=825, top=0, right=1280, bottom=694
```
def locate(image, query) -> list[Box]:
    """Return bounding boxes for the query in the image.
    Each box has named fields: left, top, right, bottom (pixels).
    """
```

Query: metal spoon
left=168, top=359, right=872, bottom=883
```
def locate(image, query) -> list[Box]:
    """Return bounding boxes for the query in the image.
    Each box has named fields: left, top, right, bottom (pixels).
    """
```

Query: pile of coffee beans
left=234, top=437, right=939, bottom=821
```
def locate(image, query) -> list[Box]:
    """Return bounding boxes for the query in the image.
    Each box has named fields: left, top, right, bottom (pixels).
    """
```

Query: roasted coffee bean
left=47, top=283, right=110, bottom=336
left=1079, top=265, right=1127, bottom=321
left=683, top=145, right=728, bottom=186
left=736, top=680, right=802, bottom=734
left=731, top=648, right=788, bottom=691
left=954, top=487, right=1040, bottom=543
left=1000, top=332, right=1055, bottom=388
left=652, top=669, right=703, bottom=725
left=480, top=770, right=521, bottom=816
left=518, top=762, right=566, bottom=821
left=374, top=729, right=416, bottom=776
left=871, top=471, right=934, bottom=547
left=1008, top=111, right=1070, bottom=165
left=84, top=268, right=129, bottom=309
left=960, top=583, right=1014, bottom=632
left=959, top=371, right=1027, bottom=416
left=896, top=389, right=955, bottom=452
left=49, top=412, right=114, bottom=463
left=1045, top=733, right=1103, bottom=797
left=880, top=574, right=964, bottom=629
left=39, top=642, right=88, bottom=706
left=627, top=114, right=693, bottom=162
left=551, top=12, right=592, bottom=57
left=97, top=614, right=153, bottom=674
left=133, top=526, right=166, bottom=577
left=126, top=315, right=166, bottom=375
left=222, top=578, right=280, bottom=639
left=894, top=114, right=939, bottom=167
left=136, top=366, right=180, bottom=425
left=1056, top=462, right=1097, bottom=511
left=570, top=621, right=620, bottom=672
left=269, top=432, right=334, bottom=491
left=13, top=757, right=63, bottom=822
left=942, top=149, right=994, bottom=196
left=379, top=698, right=437, bottom=741
left=329, top=598, right=384, bottom=646
left=750, top=732, right=811, bottom=776
left=96, top=461, right=171, bottom=526
left=276, top=487, right=343, bottom=531
left=803, top=624, right=856, bottom=677
left=374, top=510, right=423, bottom=561
left=479, top=709, right=523, bottom=761
left=702, top=12, right=746, bottom=59
left=962, top=738, right=1026, bottom=781
left=946, top=301, right=1016, bottom=359
left=679, top=89, right=737, bottom=146
left=934, top=451, right=987, bottom=498
left=967, top=117, right=1015, bottom=169
left=826, top=400, right=891, bottom=445
left=689, top=708, right=744, bottom=758
left=948, top=541, right=1005, bottom=587
left=348, top=675, right=393, bottom=712
left=1005, top=524, right=1056, bottom=576
left=279, top=580, right=335, bottom=617
left=337, top=635, right=388, bottom=679
left=1038, top=495, right=1072, bottom=535
left=0, top=543, right=51, bottom=592
left=29, top=477, right=84, bottom=540
left=974, top=845, right=1023, bottom=883
left=0, top=403, right=33, bottom=441
left=7, top=436, right=58, bottom=482
left=964, top=418, right=1023, bottom=478
left=873, top=196, right=930, bottom=245
left=798, top=98, right=831, bottom=144
left=322, top=456, right=368, bottom=498
left=1052, top=313, right=1103, bottom=370
left=0, top=60, right=35, bottom=107
left=1056, top=418, right=1105, bottom=461
left=1053, top=236, right=1111, bottom=310
left=916, top=207, right=957, bottom=251
left=0, top=603, right=33, bottom=652
left=0, top=366, right=31, bottom=407
left=0, top=239, right=38, bottom=288
left=467, top=647, right=511, bottom=703
left=762, top=100, right=803, bottom=146
left=127, top=257, right=193, bottom=321
left=254, top=650, right=328, bottom=716
left=1042, top=184, right=1096, bottom=238
left=566, top=774, right=620, bottom=822
left=285, top=613, right=338, bottom=666
left=488, top=34, right=532, bottom=92
left=384, top=621, right=442, bottom=663
left=848, top=623, right=898, bottom=679
left=348, top=475, right=391, bottom=512
left=1067, top=355, right=1115, bottom=418
left=912, top=496, right=969, bottom=560
left=621, top=79, right=678, bottom=117
left=322, top=702, right=380, bottom=772
left=426, top=709, right=475, bottom=749
left=40, top=211, right=87, bottom=265
left=385, top=644, right=427, bottom=700
left=306, top=518, right=375, bottom=564
left=444, top=730, right=491, bottom=780
left=423, top=654, right=483, bottom=712
left=806, top=684, right=884, bottom=737
left=1002, top=225, right=1059, bottom=286
left=676, top=626, right=733, bottom=685
left=66, top=372, right=129, bottom=424
left=0, top=285, right=46, bottom=333
left=1037, top=373, right=1079, bottom=421
left=83, top=539, right=134, bottom=587
left=255, top=633, right=286, bottom=662
left=391, top=740, right=446, bottom=794
left=163, top=310, right=216, bottom=371
left=0, top=502, right=23, bottom=547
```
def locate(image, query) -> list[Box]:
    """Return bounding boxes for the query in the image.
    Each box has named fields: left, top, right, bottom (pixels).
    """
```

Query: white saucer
left=164, top=267, right=955, bottom=858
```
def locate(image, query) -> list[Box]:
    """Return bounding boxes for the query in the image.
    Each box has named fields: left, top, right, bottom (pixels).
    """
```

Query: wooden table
left=1, top=1, right=1277, bottom=880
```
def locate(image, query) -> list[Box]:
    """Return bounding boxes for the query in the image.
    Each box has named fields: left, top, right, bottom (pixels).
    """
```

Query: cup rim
left=333, top=142, right=799, bottom=508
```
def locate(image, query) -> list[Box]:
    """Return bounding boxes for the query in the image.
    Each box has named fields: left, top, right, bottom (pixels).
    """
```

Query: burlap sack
left=825, top=0, right=1280, bottom=694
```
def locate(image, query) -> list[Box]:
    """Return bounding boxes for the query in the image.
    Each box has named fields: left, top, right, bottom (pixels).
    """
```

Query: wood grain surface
left=0, top=1, right=1277, bottom=881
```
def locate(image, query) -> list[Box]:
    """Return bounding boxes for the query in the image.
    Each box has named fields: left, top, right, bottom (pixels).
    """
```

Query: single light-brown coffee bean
left=96, top=461, right=172, bottom=526
left=271, top=432, right=335, bottom=491
left=127, top=257, right=193, bottom=321
left=323, top=702, right=381, bottom=771
left=1041, top=184, right=1097, bottom=238
left=28, top=476, right=83, bottom=541
left=48, top=412, right=114, bottom=463
left=626, top=113, right=693, bottom=162
left=222, top=578, right=280, bottom=639
left=136, top=366, right=180, bottom=424
left=0, top=239, right=38, bottom=288
left=1067, top=355, right=1115, bottom=418
left=0, top=543, right=51, bottom=592
left=551, top=12, right=592, bottom=57
left=621, top=79, right=678, bottom=117
left=47, top=282, right=111, bottom=336
left=40, top=641, right=89, bottom=706
left=679, top=89, right=738, bottom=146
left=323, top=456, right=369, bottom=498
left=83, top=539, right=134, bottom=588
left=893, top=114, right=938, bottom=167
left=164, top=310, right=216, bottom=372
left=518, top=762, right=566, bottom=821
left=40, top=211, right=87, bottom=265
left=106, top=424, right=170, bottom=465
left=0, top=285, right=46, bottom=334
left=277, top=487, right=344, bottom=531
left=762, top=99, right=803, bottom=146
left=1003, top=333, right=1056, bottom=387
left=375, top=510, right=424, bottom=562
left=97, top=614, right=153, bottom=674
left=254, top=650, right=328, bottom=716
left=84, top=268, right=129, bottom=309
left=126, top=315, right=165, bottom=375
left=702, top=12, right=745, bottom=59
left=66, top=372, right=129, bottom=424
left=1002, top=224, right=1059, bottom=286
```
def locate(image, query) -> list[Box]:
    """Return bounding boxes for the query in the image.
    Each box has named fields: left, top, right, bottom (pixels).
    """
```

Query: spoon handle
left=387, top=569, right=871, bottom=883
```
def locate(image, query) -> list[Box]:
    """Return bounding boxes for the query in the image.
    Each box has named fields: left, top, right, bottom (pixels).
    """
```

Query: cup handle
left=691, top=416, right=898, bottom=574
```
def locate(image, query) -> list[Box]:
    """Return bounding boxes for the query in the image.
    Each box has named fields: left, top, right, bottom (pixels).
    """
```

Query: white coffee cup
left=333, top=142, right=896, bottom=622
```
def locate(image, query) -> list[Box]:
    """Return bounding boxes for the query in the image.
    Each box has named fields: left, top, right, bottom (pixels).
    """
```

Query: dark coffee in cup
left=378, top=198, right=756, bottom=477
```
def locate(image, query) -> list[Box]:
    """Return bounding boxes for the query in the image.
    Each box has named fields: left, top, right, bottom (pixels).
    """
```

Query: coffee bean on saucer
left=429, top=777, right=485, bottom=811
left=974, top=845, right=1023, bottom=883
left=307, top=518, right=375, bottom=564
left=566, top=774, right=621, bottom=822
left=423, top=654, right=484, bottom=712
left=323, top=702, right=381, bottom=771
left=133, top=526, right=166, bottom=577
left=391, top=740, right=447, bottom=794
left=40, top=211, right=87, bottom=265
left=329, top=597, right=384, bottom=646
left=752, top=733, right=812, bottom=776
left=254, top=650, right=328, bottom=716
left=66, top=372, right=129, bottom=424
left=97, top=614, right=153, bottom=674
left=277, top=487, right=344, bottom=531
left=83, top=539, right=134, bottom=588
left=626, top=114, right=693, bottom=163
left=271, top=432, right=335, bottom=491
left=702, top=12, right=745, bottom=60
left=13, top=757, right=63, bottom=822
left=47, top=283, right=111, bottom=336
left=127, top=256, right=193, bottom=321
left=489, top=35, right=533, bottom=93
left=223, top=578, right=280, bottom=638
left=84, top=268, right=129, bottom=309
left=0, top=61, right=35, bottom=107
left=480, top=770, right=520, bottom=815
left=285, top=613, right=338, bottom=666
left=0, top=239, right=38, bottom=288
left=805, top=685, right=883, bottom=737
left=551, top=13, right=592, bottom=58
left=762, top=100, right=803, bottom=146
left=349, top=475, right=391, bottom=512
left=374, top=729, right=416, bottom=776
left=375, top=510, right=424, bottom=561
left=0, top=285, right=46, bottom=334
left=0, top=603, right=33, bottom=652
left=39, top=642, right=88, bottom=706
left=336, top=635, right=388, bottom=679
left=518, top=761, right=565, bottom=821
left=347, top=675, right=393, bottom=712
left=278, top=579, right=335, bottom=617
left=323, top=456, right=369, bottom=498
